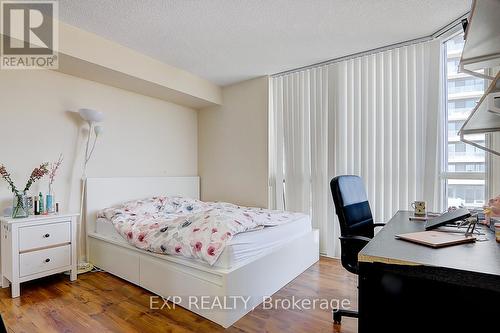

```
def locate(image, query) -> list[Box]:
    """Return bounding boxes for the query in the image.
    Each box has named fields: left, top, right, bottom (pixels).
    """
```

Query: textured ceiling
left=57, top=0, right=471, bottom=86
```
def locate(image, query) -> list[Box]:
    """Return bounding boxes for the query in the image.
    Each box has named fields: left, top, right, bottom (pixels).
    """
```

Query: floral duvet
left=99, top=196, right=306, bottom=265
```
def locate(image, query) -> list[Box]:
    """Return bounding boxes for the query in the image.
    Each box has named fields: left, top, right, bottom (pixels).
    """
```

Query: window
left=443, top=34, right=486, bottom=208
left=447, top=77, right=484, bottom=94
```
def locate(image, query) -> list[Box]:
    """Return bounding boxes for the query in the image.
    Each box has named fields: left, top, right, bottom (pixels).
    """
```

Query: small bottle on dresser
left=38, top=192, right=45, bottom=215
left=27, top=196, right=34, bottom=215
left=34, top=196, right=39, bottom=215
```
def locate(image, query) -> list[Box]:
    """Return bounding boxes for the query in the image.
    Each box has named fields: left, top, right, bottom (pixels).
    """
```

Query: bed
left=86, top=177, right=319, bottom=328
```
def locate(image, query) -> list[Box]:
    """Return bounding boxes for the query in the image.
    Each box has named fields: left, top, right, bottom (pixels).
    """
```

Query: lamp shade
left=94, top=125, right=104, bottom=136
left=78, top=108, right=104, bottom=123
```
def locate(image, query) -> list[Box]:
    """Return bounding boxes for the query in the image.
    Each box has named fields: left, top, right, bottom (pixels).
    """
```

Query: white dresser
left=0, top=213, right=78, bottom=297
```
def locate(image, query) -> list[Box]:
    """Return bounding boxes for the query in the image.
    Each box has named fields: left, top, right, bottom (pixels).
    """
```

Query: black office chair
left=330, top=175, right=385, bottom=324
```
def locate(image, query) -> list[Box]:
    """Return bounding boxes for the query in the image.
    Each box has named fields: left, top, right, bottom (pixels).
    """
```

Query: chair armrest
left=338, top=235, right=372, bottom=274
left=339, top=235, right=372, bottom=245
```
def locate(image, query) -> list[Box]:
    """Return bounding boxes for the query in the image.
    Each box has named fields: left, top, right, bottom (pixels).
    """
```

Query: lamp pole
left=77, top=109, right=104, bottom=274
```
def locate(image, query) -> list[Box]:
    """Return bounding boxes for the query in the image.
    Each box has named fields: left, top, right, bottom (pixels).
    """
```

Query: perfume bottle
left=34, top=196, right=40, bottom=215
left=39, top=192, right=44, bottom=215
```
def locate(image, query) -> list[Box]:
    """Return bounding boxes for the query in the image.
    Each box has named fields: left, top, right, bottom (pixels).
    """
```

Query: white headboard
left=85, top=177, right=199, bottom=234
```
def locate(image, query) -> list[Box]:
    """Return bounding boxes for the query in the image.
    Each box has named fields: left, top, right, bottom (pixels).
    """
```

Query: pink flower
left=48, top=154, right=63, bottom=187
left=175, top=245, right=182, bottom=253
left=193, top=228, right=200, bottom=232
left=221, top=231, right=232, bottom=241
left=192, top=241, right=202, bottom=252
left=30, top=163, right=49, bottom=180
left=138, top=233, right=145, bottom=242
left=207, top=243, right=221, bottom=256
left=207, top=246, right=216, bottom=256
left=0, top=165, right=8, bottom=178
left=1, top=162, right=49, bottom=194
left=127, top=231, right=133, bottom=239
left=211, top=227, right=218, bottom=234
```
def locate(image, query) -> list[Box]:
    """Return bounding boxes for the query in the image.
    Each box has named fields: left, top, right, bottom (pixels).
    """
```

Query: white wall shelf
left=459, top=71, right=500, bottom=155
left=458, top=0, right=500, bottom=156
left=459, top=0, right=500, bottom=78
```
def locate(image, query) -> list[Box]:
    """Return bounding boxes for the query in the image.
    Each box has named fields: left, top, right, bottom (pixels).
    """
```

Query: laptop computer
left=396, top=230, right=476, bottom=248
left=424, top=208, right=471, bottom=230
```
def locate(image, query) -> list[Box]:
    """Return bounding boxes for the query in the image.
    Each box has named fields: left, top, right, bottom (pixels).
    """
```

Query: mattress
left=95, top=215, right=312, bottom=269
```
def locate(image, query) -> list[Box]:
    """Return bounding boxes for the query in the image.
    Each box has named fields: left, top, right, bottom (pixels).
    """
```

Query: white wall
left=0, top=69, right=198, bottom=215
left=198, top=76, right=269, bottom=208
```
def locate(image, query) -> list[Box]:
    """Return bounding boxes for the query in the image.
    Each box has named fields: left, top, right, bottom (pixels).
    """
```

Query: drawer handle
left=45, top=258, right=51, bottom=263
left=43, top=233, right=50, bottom=238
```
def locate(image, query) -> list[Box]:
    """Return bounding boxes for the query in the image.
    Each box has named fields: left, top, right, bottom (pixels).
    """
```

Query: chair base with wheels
left=333, top=308, right=358, bottom=324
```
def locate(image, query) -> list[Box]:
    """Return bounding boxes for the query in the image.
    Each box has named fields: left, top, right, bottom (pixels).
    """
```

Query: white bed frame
left=86, top=177, right=319, bottom=328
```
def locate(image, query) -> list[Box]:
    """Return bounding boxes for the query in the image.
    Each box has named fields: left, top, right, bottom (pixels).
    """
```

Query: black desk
left=358, top=211, right=500, bottom=332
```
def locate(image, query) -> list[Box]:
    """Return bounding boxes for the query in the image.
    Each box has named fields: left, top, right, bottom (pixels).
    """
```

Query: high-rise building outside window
left=443, top=33, right=486, bottom=208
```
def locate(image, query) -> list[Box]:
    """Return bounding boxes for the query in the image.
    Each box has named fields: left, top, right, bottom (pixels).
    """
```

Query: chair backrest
left=330, top=175, right=374, bottom=274
left=331, top=175, right=374, bottom=238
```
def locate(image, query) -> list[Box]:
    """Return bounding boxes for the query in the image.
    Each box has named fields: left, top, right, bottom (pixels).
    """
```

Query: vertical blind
left=270, top=40, right=442, bottom=257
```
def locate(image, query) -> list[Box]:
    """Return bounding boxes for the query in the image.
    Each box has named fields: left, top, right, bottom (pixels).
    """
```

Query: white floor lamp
left=78, top=108, right=104, bottom=274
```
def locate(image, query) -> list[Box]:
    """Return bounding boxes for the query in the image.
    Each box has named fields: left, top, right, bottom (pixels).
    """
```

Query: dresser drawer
left=19, top=221, right=71, bottom=252
left=19, top=244, right=71, bottom=277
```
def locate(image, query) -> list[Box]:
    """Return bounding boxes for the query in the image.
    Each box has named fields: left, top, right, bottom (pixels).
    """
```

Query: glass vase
left=12, top=192, right=29, bottom=218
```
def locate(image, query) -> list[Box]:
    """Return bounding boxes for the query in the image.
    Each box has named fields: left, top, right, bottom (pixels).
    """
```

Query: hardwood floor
left=0, top=257, right=358, bottom=333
